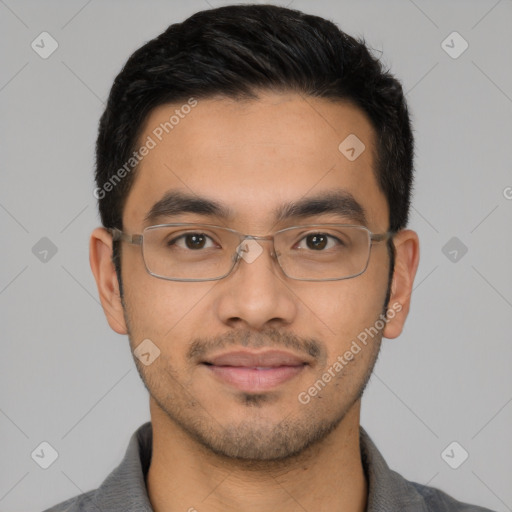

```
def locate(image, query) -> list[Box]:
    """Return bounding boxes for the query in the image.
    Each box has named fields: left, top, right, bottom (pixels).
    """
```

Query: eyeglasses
left=109, top=223, right=394, bottom=282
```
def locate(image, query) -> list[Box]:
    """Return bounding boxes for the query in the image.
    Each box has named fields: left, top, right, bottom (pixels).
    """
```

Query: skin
left=90, top=92, right=419, bottom=512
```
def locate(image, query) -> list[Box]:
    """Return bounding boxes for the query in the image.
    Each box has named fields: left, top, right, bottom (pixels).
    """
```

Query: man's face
left=114, top=92, right=395, bottom=460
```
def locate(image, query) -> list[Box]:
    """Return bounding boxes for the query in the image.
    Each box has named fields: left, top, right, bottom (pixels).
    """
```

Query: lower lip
left=205, top=364, right=306, bottom=392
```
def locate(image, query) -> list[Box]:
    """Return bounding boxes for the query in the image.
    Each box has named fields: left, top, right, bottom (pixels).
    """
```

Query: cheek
left=121, top=256, right=218, bottom=343
left=316, top=255, right=389, bottom=350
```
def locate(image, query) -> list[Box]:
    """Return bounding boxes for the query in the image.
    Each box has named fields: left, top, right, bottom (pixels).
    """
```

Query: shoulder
left=41, top=490, right=97, bottom=512
left=408, top=479, right=496, bottom=512
left=41, top=422, right=153, bottom=512
left=359, top=426, right=496, bottom=512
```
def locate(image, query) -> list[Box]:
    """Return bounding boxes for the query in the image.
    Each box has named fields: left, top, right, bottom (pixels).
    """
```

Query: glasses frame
left=109, top=223, right=395, bottom=282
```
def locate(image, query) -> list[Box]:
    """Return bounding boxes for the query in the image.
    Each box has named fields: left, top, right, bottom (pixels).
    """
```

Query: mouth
left=201, top=350, right=309, bottom=392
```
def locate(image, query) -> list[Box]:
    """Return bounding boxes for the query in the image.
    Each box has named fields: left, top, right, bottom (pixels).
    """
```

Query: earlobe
left=89, top=227, right=128, bottom=335
left=383, top=229, right=420, bottom=339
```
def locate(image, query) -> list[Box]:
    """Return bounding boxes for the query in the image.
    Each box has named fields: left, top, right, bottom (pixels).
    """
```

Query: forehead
left=123, top=92, right=388, bottom=231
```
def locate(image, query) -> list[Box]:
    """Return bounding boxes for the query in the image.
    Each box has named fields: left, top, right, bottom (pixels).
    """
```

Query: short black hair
left=95, top=4, right=413, bottom=296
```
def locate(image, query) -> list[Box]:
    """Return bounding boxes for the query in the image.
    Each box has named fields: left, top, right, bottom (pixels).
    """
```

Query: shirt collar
left=359, top=427, right=430, bottom=512
left=89, top=421, right=430, bottom=511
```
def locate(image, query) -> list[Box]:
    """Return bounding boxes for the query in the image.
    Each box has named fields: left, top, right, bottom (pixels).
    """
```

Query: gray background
left=1, top=0, right=511, bottom=510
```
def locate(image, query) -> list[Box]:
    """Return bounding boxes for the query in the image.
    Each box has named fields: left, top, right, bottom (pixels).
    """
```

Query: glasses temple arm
left=371, top=231, right=396, bottom=243
left=109, top=228, right=143, bottom=246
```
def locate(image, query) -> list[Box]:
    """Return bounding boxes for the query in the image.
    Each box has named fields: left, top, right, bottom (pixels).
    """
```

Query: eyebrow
left=274, top=190, right=367, bottom=226
left=143, top=189, right=367, bottom=226
left=143, top=191, right=233, bottom=225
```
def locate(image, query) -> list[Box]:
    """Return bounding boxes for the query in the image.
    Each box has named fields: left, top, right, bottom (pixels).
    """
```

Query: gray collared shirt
left=43, top=422, right=495, bottom=511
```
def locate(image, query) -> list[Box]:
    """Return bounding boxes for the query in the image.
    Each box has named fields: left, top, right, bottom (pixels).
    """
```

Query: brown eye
left=306, top=234, right=328, bottom=250
left=168, top=233, right=216, bottom=250
left=185, top=234, right=207, bottom=249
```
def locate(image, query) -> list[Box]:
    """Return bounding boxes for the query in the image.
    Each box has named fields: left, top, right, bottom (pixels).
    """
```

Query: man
left=45, top=4, right=494, bottom=512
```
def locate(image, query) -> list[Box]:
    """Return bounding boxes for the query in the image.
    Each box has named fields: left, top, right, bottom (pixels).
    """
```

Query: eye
left=296, top=233, right=341, bottom=251
left=170, top=233, right=217, bottom=250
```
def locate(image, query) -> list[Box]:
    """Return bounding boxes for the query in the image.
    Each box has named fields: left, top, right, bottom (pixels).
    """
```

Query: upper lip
left=203, top=350, right=309, bottom=367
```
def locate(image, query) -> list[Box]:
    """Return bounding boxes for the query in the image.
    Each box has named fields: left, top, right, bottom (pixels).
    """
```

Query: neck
left=146, top=399, right=367, bottom=512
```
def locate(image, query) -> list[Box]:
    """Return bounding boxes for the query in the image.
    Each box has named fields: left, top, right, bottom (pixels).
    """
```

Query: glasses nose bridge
left=242, top=233, right=275, bottom=243
left=236, top=233, right=279, bottom=262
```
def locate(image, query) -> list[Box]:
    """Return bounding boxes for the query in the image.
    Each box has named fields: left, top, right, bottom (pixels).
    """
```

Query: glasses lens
left=140, top=224, right=372, bottom=281
left=275, top=225, right=371, bottom=280
left=142, top=225, right=238, bottom=281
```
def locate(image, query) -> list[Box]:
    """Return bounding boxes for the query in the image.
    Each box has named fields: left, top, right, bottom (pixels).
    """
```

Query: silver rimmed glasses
left=110, top=223, right=394, bottom=282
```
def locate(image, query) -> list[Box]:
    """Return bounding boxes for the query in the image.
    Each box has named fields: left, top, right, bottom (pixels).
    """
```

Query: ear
left=89, top=227, right=128, bottom=335
left=383, top=229, right=420, bottom=339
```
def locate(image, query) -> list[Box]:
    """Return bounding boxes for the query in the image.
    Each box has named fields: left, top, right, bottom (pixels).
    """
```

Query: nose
left=212, top=237, right=298, bottom=330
